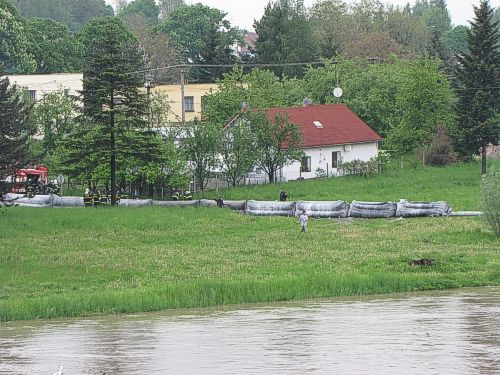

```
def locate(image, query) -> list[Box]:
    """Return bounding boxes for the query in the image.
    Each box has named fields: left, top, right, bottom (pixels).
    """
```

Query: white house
left=244, top=104, right=383, bottom=184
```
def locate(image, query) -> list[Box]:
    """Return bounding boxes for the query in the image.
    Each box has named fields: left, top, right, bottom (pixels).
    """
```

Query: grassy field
left=200, top=160, right=500, bottom=211
left=0, top=206, right=498, bottom=321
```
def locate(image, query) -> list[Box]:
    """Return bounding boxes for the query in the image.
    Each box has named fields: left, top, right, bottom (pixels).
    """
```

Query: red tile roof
left=265, top=104, right=382, bottom=148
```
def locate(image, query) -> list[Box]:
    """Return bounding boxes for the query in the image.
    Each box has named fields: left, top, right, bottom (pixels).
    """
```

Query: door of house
left=332, top=151, right=341, bottom=169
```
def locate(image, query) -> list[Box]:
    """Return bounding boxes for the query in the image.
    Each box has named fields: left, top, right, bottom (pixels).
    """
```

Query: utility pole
left=145, top=73, right=154, bottom=127
left=180, top=68, right=186, bottom=126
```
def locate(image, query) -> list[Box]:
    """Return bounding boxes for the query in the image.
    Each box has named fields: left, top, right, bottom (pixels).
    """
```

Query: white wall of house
left=5, top=73, right=83, bottom=101
left=279, top=142, right=379, bottom=181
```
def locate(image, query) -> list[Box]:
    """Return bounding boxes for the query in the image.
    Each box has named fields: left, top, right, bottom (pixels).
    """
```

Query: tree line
left=0, top=0, right=498, bottom=197
left=3, top=0, right=499, bottom=79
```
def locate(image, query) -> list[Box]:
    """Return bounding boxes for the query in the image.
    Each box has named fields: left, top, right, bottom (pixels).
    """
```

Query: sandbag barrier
left=6, top=194, right=461, bottom=218
left=246, top=200, right=295, bottom=216
left=296, top=201, right=349, bottom=218
left=349, top=201, right=397, bottom=218
left=396, top=199, right=452, bottom=217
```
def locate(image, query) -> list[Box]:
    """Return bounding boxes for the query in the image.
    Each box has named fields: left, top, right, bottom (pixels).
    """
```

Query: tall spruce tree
left=254, top=0, right=318, bottom=77
left=454, top=0, right=499, bottom=174
left=0, top=73, right=33, bottom=181
left=61, top=17, right=162, bottom=205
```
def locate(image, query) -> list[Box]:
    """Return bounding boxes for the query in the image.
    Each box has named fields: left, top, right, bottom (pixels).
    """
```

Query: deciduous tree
left=0, top=0, right=36, bottom=73
left=182, top=119, right=219, bottom=192
left=247, top=111, right=303, bottom=183
left=25, top=17, right=83, bottom=73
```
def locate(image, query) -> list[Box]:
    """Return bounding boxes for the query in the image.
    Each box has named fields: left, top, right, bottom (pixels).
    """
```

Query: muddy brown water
left=0, top=287, right=498, bottom=375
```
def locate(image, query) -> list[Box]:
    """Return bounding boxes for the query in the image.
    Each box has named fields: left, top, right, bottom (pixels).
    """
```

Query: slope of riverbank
left=1, top=207, right=498, bottom=321
left=199, top=160, right=499, bottom=211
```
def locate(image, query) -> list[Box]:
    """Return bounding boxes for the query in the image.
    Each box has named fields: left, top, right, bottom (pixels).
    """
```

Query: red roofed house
left=243, top=104, right=383, bottom=183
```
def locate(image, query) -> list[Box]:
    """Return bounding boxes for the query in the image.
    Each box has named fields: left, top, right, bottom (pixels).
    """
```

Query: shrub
left=315, top=167, right=327, bottom=178
left=481, top=168, right=500, bottom=237
left=338, top=158, right=380, bottom=177
left=420, top=125, right=458, bottom=166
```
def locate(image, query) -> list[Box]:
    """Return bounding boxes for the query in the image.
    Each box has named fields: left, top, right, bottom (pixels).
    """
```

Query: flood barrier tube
left=296, top=201, right=349, bottom=218
left=223, top=200, right=247, bottom=211
left=9, top=194, right=54, bottom=205
left=199, top=199, right=217, bottom=207
left=151, top=200, right=199, bottom=207
left=119, top=199, right=153, bottom=207
left=348, top=201, right=397, bottom=218
left=52, top=196, right=85, bottom=207
left=396, top=200, right=452, bottom=217
left=450, top=211, right=482, bottom=217
left=15, top=203, right=52, bottom=208
left=246, top=200, right=296, bottom=216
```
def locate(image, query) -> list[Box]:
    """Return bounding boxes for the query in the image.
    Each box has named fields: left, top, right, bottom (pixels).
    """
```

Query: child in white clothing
left=299, top=210, right=308, bottom=233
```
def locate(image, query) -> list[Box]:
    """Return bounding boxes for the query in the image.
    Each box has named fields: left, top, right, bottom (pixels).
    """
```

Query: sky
left=108, top=0, right=500, bottom=31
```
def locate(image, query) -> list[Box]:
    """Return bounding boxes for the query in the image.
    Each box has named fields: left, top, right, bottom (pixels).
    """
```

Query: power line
left=129, top=61, right=334, bottom=75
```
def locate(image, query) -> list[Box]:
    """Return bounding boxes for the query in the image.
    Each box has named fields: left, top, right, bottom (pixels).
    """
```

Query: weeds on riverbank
left=1, top=207, right=498, bottom=321
left=481, top=168, right=500, bottom=237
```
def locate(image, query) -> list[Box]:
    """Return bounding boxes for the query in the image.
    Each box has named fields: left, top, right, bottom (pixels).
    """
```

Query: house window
left=332, top=151, right=341, bottom=168
left=301, top=156, right=311, bottom=173
left=184, top=96, right=194, bottom=112
left=256, top=167, right=262, bottom=174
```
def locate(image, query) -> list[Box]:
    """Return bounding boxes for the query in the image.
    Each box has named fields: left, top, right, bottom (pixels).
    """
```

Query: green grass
left=1, top=206, right=499, bottom=321
left=200, top=160, right=500, bottom=211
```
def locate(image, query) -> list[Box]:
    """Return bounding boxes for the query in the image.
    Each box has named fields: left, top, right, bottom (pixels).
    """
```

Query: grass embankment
left=1, top=207, right=499, bottom=321
left=201, top=160, right=500, bottom=211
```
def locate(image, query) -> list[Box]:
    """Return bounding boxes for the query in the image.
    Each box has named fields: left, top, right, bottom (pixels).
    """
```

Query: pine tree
left=454, top=0, right=500, bottom=174
left=61, top=17, right=162, bottom=205
left=254, top=0, right=319, bottom=78
left=0, top=73, right=33, bottom=181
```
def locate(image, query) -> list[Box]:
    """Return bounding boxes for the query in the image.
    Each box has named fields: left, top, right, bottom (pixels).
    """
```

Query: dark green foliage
left=158, top=3, right=242, bottom=82
left=0, top=73, right=33, bottom=179
left=0, top=0, right=36, bottom=73
left=120, top=0, right=159, bottom=24
left=454, top=0, right=500, bottom=174
left=10, top=0, right=113, bottom=31
left=25, top=17, right=83, bottom=73
left=60, top=17, right=162, bottom=205
left=254, top=0, right=319, bottom=77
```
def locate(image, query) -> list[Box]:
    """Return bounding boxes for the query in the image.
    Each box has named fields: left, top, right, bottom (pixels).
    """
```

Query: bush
left=419, top=125, right=458, bottom=166
left=338, top=158, right=380, bottom=177
left=481, top=168, right=500, bottom=237
left=315, top=167, right=327, bottom=178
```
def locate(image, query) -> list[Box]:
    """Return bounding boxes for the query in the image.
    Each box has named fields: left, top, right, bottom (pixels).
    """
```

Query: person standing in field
left=299, top=210, right=308, bottom=233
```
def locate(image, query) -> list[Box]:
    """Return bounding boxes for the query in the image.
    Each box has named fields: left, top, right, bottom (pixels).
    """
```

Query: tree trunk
left=267, top=169, right=275, bottom=184
left=482, top=142, right=487, bottom=176
left=110, top=89, right=116, bottom=206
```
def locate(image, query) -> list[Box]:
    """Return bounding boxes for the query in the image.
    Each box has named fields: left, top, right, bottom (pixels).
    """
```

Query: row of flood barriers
left=5, top=193, right=465, bottom=218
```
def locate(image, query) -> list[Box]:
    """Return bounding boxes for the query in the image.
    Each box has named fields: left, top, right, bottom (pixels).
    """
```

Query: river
left=0, top=287, right=498, bottom=375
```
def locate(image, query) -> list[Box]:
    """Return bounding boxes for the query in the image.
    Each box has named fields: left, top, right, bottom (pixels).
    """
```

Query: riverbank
left=1, top=207, right=498, bottom=321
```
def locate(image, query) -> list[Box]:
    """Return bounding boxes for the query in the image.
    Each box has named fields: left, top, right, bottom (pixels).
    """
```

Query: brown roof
left=265, top=104, right=382, bottom=148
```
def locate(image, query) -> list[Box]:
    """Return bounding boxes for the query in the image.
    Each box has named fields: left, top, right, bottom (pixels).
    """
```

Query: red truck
left=10, top=165, right=49, bottom=194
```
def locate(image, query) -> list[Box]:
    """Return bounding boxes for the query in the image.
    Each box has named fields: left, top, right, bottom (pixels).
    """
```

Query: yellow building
left=151, top=83, right=219, bottom=124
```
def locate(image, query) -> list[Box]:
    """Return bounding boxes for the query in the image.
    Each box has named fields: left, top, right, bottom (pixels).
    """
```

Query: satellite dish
left=333, top=87, right=343, bottom=98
